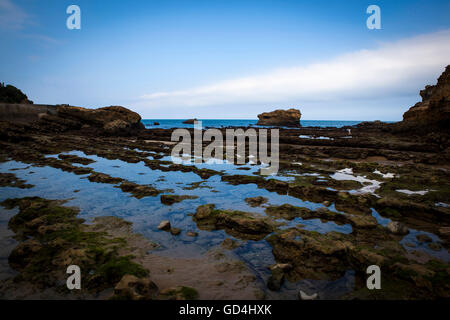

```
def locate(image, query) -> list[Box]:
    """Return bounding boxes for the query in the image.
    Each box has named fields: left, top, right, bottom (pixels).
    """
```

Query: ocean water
left=142, top=119, right=369, bottom=130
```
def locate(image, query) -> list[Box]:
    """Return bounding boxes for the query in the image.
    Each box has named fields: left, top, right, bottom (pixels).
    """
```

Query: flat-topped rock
left=182, top=118, right=197, bottom=124
left=257, top=108, right=301, bottom=127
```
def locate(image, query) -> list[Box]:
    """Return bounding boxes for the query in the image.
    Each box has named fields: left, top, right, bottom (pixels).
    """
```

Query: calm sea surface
left=141, top=119, right=395, bottom=130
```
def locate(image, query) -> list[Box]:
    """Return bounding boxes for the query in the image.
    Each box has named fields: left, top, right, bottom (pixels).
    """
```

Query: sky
left=1, top=0, right=449, bottom=120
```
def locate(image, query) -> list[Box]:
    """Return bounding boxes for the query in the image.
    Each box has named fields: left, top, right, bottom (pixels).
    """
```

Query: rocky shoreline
left=0, top=66, right=448, bottom=300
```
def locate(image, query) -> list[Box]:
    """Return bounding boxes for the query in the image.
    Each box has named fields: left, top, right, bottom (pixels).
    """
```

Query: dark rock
left=221, top=238, right=240, bottom=250
left=88, top=172, right=123, bottom=184
left=157, top=220, right=171, bottom=231
left=428, top=242, right=442, bottom=251
left=0, top=173, right=33, bottom=189
left=117, top=181, right=160, bottom=198
left=267, top=266, right=284, bottom=291
left=416, top=234, right=432, bottom=243
left=0, top=83, right=33, bottom=104
left=0, top=101, right=144, bottom=135
left=245, top=196, right=268, bottom=207
left=257, top=108, right=301, bottom=127
left=170, top=227, right=181, bottom=235
left=159, top=286, right=199, bottom=300
left=113, top=274, right=159, bottom=300
left=193, top=204, right=274, bottom=240
left=401, top=65, right=449, bottom=132
left=160, top=194, right=198, bottom=205
left=182, top=118, right=197, bottom=124
left=386, top=221, right=409, bottom=235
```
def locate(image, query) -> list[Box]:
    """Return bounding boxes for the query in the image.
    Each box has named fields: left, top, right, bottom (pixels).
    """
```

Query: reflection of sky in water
left=371, top=209, right=449, bottom=262
left=401, top=229, right=449, bottom=262
left=1, top=149, right=449, bottom=297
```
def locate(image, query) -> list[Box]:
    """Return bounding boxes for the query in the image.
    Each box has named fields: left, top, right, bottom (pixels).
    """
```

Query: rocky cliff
left=401, top=65, right=449, bottom=131
left=257, top=108, right=301, bottom=127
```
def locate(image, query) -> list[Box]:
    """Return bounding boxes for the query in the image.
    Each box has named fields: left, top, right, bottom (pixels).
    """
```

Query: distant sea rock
left=183, top=118, right=197, bottom=124
left=257, top=108, right=301, bottom=127
left=401, top=65, right=449, bottom=131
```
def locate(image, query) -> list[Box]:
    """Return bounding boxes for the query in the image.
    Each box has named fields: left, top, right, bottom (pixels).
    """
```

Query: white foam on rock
left=299, top=135, right=334, bottom=140
left=373, top=170, right=395, bottom=178
left=396, top=189, right=429, bottom=196
left=330, top=168, right=382, bottom=195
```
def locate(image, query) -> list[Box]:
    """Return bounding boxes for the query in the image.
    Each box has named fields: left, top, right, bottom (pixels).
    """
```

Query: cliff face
left=257, top=108, right=301, bottom=127
left=401, top=65, right=450, bottom=130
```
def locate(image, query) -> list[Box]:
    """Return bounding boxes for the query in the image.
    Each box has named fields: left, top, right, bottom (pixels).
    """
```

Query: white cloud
left=0, top=0, right=28, bottom=30
left=138, top=30, right=450, bottom=110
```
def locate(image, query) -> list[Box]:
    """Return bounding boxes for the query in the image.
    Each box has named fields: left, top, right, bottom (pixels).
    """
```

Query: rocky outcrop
left=49, top=105, right=144, bottom=134
left=112, top=275, right=159, bottom=300
left=0, top=103, right=144, bottom=135
left=0, top=85, right=143, bottom=135
left=193, top=204, right=275, bottom=240
left=257, top=108, right=301, bottom=127
left=182, top=118, right=197, bottom=124
left=401, top=65, right=450, bottom=131
left=0, top=83, right=33, bottom=104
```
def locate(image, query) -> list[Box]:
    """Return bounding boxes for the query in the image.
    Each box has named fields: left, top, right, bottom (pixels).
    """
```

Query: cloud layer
left=138, top=30, right=450, bottom=112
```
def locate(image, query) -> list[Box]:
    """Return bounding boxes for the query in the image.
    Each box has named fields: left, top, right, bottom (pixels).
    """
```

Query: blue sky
left=1, top=0, right=449, bottom=120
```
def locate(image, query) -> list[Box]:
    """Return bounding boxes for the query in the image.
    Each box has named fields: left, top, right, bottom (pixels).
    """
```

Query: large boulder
left=36, top=104, right=144, bottom=135
left=55, top=105, right=143, bottom=131
left=257, top=108, right=301, bottom=127
left=0, top=101, right=144, bottom=135
left=401, top=65, right=449, bottom=131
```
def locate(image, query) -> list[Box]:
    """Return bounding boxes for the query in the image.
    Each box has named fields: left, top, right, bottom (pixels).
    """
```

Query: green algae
left=1, top=197, right=149, bottom=292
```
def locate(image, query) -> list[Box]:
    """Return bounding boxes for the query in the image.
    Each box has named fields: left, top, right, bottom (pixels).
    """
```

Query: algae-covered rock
left=112, top=274, right=159, bottom=300
left=160, top=194, right=198, bottom=205
left=0, top=197, right=150, bottom=292
left=245, top=196, right=268, bottom=207
left=193, top=204, right=275, bottom=240
left=159, top=286, right=199, bottom=300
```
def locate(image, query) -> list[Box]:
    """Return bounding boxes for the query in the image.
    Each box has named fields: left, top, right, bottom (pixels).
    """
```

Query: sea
left=141, top=119, right=385, bottom=130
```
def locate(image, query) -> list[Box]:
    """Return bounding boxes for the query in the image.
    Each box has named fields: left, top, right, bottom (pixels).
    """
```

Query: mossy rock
left=1, top=197, right=149, bottom=292
left=160, top=286, right=199, bottom=300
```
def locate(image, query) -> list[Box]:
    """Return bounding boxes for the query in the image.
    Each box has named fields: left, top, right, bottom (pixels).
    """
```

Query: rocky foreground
left=0, top=66, right=449, bottom=300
